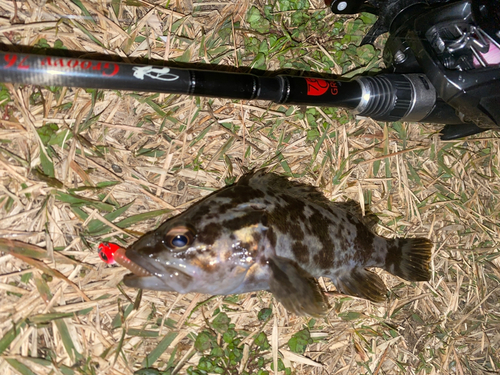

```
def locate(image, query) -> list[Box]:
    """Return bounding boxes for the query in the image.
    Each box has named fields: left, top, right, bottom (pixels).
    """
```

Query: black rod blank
left=0, top=51, right=362, bottom=109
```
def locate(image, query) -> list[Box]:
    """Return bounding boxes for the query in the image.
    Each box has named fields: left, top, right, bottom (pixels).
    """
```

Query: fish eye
left=172, top=235, right=188, bottom=247
left=165, top=226, right=195, bottom=249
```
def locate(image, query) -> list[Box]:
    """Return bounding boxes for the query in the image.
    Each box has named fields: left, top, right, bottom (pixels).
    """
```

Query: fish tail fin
left=385, top=238, right=432, bottom=282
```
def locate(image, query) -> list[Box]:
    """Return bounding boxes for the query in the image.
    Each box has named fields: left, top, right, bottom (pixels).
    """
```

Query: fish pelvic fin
left=268, top=256, right=330, bottom=317
left=385, top=238, right=432, bottom=282
left=335, top=268, right=387, bottom=302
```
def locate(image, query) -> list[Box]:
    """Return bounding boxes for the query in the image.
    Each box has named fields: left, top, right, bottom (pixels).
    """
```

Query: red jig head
left=98, top=242, right=120, bottom=264
left=98, top=242, right=151, bottom=277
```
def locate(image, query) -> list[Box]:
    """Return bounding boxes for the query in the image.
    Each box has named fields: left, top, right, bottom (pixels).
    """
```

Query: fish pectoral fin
left=268, top=256, right=329, bottom=317
left=335, top=268, right=387, bottom=302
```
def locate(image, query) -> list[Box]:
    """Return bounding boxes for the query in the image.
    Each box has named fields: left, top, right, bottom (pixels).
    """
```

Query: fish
left=122, top=170, right=432, bottom=317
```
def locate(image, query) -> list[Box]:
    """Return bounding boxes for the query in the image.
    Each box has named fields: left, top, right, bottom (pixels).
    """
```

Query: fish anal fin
left=268, top=256, right=330, bottom=317
left=335, top=268, right=387, bottom=302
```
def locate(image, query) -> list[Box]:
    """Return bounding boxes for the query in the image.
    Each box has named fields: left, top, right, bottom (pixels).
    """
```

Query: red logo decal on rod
left=306, top=78, right=329, bottom=96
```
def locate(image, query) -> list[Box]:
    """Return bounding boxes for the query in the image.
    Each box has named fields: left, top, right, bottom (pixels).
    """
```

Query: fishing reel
left=327, top=0, right=500, bottom=139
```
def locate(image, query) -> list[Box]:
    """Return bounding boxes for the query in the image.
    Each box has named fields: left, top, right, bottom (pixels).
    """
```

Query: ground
left=0, top=0, right=499, bottom=374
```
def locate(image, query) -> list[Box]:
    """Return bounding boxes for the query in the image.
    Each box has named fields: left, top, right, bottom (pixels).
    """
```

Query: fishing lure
left=98, top=242, right=150, bottom=277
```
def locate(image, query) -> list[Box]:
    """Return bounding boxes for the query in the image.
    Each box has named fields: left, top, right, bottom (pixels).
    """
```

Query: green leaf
left=71, top=21, right=105, bottom=47
left=359, top=12, right=377, bottom=25
left=115, top=207, right=172, bottom=229
left=210, top=345, right=224, bottom=357
left=55, top=191, right=115, bottom=212
left=4, top=358, right=37, bottom=375
left=0, top=321, right=26, bottom=355
left=70, top=0, right=97, bottom=25
left=247, top=7, right=270, bottom=33
left=373, top=159, right=381, bottom=176
left=136, top=148, right=166, bottom=158
left=212, top=312, right=230, bottom=334
left=141, top=331, right=178, bottom=367
left=53, top=39, right=67, bottom=49
left=32, top=168, right=62, bottom=187
left=33, top=273, right=53, bottom=303
left=144, top=97, right=167, bottom=117
left=69, top=181, right=122, bottom=193
left=21, top=272, right=32, bottom=283
left=86, top=201, right=135, bottom=235
left=406, top=161, right=422, bottom=186
left=338, top=311, right=363, bottom=321
left=36, top=123, right=59, bottom=144
left=24, top=357, right=75, bottom=375
left=54, top=319, right=82, bottom=362
left=111, top=303, right=135, bottom=329
left=190, top=124, right=212, bottom=147
left=247, top=7, right=262, bottom=23
left=97, top=181, right=121, bottom=188
left=134, top=368, right=164, bottom=375
left=111, top=0, right=120, bottom=16
left=28, top=308, right=94, bottom=325
left=254, top=332, right=270, bottom=350
left=127, top=329, right=159, bottom=338
left=70, top=206, right=88, bottom=221
left=49, top=128, right=73, bottom=146
left=194, top=331, right=214, bottom=352
left=0, top=147, right=29, bottom=167
left=257, top=307, right=273, bottom=321
left=0, top=238, right=79, bottom=265
left=288, top=328, right=313, bottom=354
left=39, top=149, right=55, bottom=178
left=222, top=327, right=237, bottom=344
left=311, top=127, right=327, bottom=163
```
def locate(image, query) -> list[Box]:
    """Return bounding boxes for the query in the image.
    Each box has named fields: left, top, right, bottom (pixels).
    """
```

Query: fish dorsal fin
left=241, top=173, right=379, bottom=232
left=242, top=170, right=332, bottom=205
left=335, top=200, right=379, bottom=230
left=267, top=256, right=330, bottom=317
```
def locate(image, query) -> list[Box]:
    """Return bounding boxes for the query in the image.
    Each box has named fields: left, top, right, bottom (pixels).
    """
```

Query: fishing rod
left=0, top=0, right=498, bottom=140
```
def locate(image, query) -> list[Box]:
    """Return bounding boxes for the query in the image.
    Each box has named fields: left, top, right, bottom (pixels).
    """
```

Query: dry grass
left=0, top=0, right=499, bottom=374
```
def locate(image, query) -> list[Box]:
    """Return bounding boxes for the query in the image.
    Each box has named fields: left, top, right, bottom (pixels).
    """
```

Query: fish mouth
left=122, top=248, right=193, bottom=291
left=121, top=232, right=194, bottom=291
left=122, top=265, right=193, bottom=291
left=111, top=246, right=184, bottom=291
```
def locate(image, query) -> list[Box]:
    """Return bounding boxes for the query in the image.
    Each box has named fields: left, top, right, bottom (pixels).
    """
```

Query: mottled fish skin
left=124, top=170, right=432, bottom=316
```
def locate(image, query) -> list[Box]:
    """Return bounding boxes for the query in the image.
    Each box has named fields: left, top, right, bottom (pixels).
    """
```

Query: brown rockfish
left=123, top=171, right=432, bottom=317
